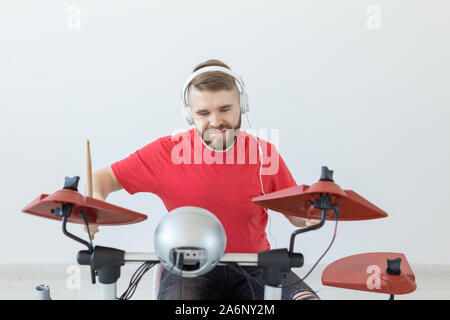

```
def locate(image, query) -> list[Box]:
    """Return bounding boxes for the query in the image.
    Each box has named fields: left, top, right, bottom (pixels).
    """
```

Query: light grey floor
left=0, top=263, right=448, bottom=300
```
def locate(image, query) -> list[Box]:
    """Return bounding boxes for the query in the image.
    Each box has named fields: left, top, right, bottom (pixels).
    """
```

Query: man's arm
left=282, top=214, right=320, bottom=228
left=84, top=166, right=123, bottom=201
left=82, top=165, right=123, bottom=238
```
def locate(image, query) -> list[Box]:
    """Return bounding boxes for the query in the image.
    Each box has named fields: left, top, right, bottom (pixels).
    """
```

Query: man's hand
left=283, top=215, right=323, bottom=228
left=304, top=219, right=321, bottom=227
left=82, top=166, right=123, bottom=240
left=84, top=224, right=99, bottom=240
left=82, top=192, right=105, bottom=240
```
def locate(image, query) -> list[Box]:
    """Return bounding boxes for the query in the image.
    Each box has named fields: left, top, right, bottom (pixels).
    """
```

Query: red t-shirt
left=111, top=128, right=297, bottom=253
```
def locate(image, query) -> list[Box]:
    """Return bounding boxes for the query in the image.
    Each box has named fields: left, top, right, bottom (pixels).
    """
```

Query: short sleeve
left=270, top=153, right=297, bottom=192
left=111, top=139, right=165, bottom=195
left=262, top=143, right=297, bottom=193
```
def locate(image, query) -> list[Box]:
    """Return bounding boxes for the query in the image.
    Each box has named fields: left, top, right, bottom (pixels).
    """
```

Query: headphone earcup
left=240, top=92, right=249, bottom=114
left=182, top=106, right=194, bottom=125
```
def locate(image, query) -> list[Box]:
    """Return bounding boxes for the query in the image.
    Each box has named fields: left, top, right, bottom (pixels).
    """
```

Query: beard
left=201, top=116, right=241, bottom=151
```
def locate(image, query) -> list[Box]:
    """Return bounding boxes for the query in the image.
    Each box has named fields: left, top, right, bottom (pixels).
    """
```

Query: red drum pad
left=22, top=189, right=147, bottom=226
left=322, top=252, right=417, bottom=295
left=253, top=181, right=388, bottom=221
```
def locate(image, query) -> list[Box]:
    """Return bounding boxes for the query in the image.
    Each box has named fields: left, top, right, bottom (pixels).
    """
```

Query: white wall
left=1, top=0, right=449, bottom=266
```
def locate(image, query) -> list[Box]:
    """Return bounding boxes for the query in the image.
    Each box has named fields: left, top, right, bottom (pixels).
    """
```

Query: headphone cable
left=244, top=113, right=279, bottom=249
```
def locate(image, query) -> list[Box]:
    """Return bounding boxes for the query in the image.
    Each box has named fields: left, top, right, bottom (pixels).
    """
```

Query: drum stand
left=28, top=167, right=413, bottom=300
left=72, top=194, right=337, bottom=300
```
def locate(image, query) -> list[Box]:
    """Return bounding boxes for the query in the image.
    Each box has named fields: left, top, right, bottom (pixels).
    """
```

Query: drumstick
left=86, top=140, right=93, bottom=198
left=86, top=140, right=95, bottom=243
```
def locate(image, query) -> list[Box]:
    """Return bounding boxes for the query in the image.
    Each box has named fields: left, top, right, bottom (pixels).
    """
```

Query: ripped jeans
left=158, top=265, right=319, bottom=300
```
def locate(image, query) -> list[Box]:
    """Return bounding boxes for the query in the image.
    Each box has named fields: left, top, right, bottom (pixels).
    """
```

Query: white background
left=1, top=0, right=449, bottom=268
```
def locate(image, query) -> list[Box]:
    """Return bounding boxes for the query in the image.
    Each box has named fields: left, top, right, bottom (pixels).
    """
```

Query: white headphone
left=181, top=66, right=249, bottom=125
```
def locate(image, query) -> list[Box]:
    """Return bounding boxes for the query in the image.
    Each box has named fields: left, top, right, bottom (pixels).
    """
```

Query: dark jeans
left=157, top=266, right=319, bottom=300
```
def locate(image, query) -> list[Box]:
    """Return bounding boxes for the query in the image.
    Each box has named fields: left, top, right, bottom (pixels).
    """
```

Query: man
left=84, top=59, right=320, bottom=300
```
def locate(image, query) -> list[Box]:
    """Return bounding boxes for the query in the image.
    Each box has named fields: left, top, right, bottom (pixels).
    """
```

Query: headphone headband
left=181, top=66, right=249, bottom=125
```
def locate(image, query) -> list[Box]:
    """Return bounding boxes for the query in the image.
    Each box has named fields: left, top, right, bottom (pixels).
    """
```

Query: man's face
left=188, top=87, right=241, bottom=151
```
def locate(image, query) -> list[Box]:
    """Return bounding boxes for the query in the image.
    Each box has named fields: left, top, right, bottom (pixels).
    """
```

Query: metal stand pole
left=264, top=285, right=282, bottom=300
left=35, top=284, right=51, bottom=300
left=99, top=282, right=117, bottom=300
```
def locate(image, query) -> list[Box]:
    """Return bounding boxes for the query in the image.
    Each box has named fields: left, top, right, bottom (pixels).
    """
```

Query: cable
left=300, top=219, right=338, bottom=282
left=119, top=262, right=154, bottom=300
left=161, top=251, right=184, bottom=300
left=225, top=262, right=265, bottom=296
left=78, top=211, right=93, bottom=250
left=287, top=206, right=339, bottom=287
left=118, top=261, right=156, bottom=300
left=176, top=252, right=184, bottom=300
left=244, top=113, right=278, bottom=249
left=225, top=263, right=256, bottom=300
left=237, top=265, right=256, bottom=300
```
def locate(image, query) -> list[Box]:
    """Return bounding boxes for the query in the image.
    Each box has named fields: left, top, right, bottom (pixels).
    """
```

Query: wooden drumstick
left=85, top=140, right=96, bottom=242
left=86, top=140, right=93, bottom=198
